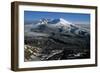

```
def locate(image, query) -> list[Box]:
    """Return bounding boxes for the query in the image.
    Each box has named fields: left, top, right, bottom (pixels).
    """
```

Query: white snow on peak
left=55, top=18, right=73, bottom=28
left=60, top=18, right=72, bottom=25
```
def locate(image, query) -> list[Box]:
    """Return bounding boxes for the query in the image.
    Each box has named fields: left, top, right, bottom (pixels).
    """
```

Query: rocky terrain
left=24, top=18, right=90, bottom=62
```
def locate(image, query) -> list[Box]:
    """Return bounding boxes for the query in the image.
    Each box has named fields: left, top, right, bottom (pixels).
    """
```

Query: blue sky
left=24, top=11, right=90, bottom=24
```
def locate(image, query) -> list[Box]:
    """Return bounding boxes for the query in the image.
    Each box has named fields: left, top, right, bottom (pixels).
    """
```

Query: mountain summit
left=25, top=18, right=89, bottom=37
left=59, top=18, right=73, bottom=25
left=36, top=18, right=75, bottom=29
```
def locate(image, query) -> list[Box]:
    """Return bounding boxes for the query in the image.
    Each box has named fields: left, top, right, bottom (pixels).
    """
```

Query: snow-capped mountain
left=35, top=18, right=74, bottom=30
left=25, top=18, right=90, bottom=37
left=39, top=18, right=73, bottom=27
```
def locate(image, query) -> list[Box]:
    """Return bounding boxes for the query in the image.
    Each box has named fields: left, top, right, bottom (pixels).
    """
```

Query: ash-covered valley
left=24, top=18, right=90, bottom=62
